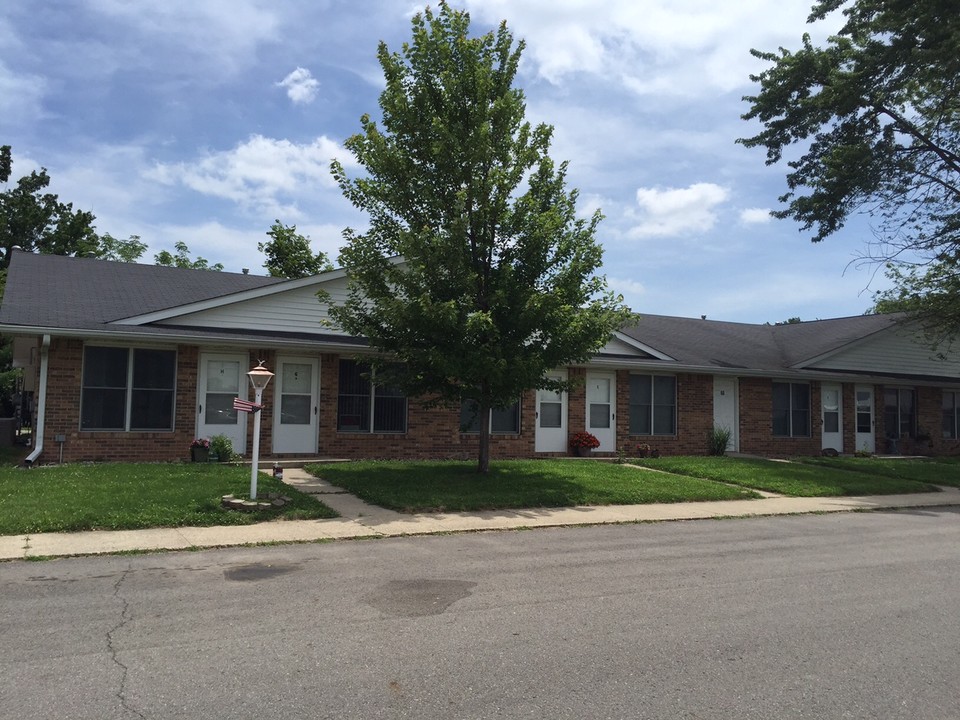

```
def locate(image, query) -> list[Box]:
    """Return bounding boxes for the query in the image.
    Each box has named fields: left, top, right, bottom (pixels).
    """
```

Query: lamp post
left=247, top=361, right=274, bottom=500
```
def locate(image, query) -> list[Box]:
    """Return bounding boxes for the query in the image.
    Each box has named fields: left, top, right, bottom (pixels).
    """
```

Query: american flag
left=232, top=397, right=263, bottom=414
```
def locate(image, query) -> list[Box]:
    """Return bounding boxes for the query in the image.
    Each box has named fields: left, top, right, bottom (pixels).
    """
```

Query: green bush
left=210, top=434, right=238, bottom=462
left=708, top=426, right=732, bottom=456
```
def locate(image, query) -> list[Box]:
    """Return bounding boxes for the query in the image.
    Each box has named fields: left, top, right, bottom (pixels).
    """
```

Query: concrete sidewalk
left=2, top=467, right=959, bottom=561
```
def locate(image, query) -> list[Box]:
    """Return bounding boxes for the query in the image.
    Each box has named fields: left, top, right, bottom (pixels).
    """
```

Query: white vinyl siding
left=805, top=325, right=960, bottom=377
left=155, top=277, right=353, bottom=336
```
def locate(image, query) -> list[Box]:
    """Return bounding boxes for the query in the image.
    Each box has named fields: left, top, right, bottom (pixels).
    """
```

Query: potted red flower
left=569, top=431, right=600, bottom=456
left=190, top=438, right=211, bottom=463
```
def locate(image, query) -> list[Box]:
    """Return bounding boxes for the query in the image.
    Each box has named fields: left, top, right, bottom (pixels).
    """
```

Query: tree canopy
left=259, top=220, right=332, bottom=278
left=739, top=0, right=960, bottom=336
left=0, top=145, right=100, bottom=269
left=329, top=5, right=632, bottom=472
left=154, top=241, right=224, bottom=271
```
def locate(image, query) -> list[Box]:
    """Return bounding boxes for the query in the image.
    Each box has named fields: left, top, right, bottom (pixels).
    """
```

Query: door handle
left=199, top=404, right=202, bottom=414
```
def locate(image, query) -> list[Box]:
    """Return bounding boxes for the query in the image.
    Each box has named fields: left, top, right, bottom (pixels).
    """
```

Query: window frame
left=628, top=373, right=677, bottom=436
left=943, top=390, right=960, bottom=439
left=336, top=359, right=407, bottom=434
left=771, top=381, right=811, bottom=438
left=80, top=345, right=177, bottom=432
left=459, top=398, right=521, bottom=435
left=883, top=387, right=916, bottom=440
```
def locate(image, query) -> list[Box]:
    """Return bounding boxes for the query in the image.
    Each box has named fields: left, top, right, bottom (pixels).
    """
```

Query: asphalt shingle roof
left=618, top=312, right=901, bottom=372
left=0, top=250, right=903, bottom=370
left=0, top=249, right=284, bottom=328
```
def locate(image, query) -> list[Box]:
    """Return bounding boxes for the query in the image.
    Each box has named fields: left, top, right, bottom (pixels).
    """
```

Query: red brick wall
left=33, top=338, right=960, bottom=463
left=738, top=377, right=822, bottom=457
left=43, top=340, right=198, bottom=463
left=617, top=371, right=715, bottom=456
left=316, top=354, right=536, bottom=460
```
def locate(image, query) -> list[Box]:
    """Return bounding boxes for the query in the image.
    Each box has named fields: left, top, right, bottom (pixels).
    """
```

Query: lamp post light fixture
left=247, top=361, right=274, bottom=500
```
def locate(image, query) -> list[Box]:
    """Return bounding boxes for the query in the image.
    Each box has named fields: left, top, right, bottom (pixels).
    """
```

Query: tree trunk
left=478, top=400, right=491, bottom=474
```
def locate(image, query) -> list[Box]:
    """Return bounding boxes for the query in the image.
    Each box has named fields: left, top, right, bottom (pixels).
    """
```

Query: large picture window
left=884, top=387, right=916, bottom=439
left=629, top=374, right=676, bottom=435
left=337, top=360, right=407, bottom=433
left=81, top=346, right=176, bottom=431
left=772, top=382, right=810, bottom=437
left=460, top=399, right=520, bottom=434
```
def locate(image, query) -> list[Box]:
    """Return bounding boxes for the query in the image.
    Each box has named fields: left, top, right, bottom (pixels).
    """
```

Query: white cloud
left=87, top=0, right=280, bottom=75
left=277, top=67, right=319, bottom=104
left=0, top=60, right=46, bottom=128
left=607, top=276, right=646, bottom=297
left=147, top=135, right=356, bottom=218
left=739, top=207, right=773, bottom=224
left=464, top=0, right=844, bottom=96
left=629, top=183, right=729, bottom=238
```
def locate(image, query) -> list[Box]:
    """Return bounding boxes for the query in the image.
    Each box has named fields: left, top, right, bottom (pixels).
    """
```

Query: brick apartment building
left=2, top=249, right=959, bottom=464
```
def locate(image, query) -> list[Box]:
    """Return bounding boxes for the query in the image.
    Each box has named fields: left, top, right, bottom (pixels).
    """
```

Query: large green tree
left=0, top=145, right=100, bottom=269
left=329, top=5, right=631, bottom=473
left=259, top=220, right=332, bottom=278
left=739, top=0, right=960, bottom=337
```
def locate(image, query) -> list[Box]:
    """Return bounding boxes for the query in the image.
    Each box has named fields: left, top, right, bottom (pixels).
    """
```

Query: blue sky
left=1, top=0, right=889, bottom=323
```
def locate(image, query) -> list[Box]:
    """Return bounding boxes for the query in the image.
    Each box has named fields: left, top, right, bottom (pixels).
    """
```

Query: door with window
left=272, top=356, right=319, bottom=454
left=712, top=376, right=739, bottom=452
left=821, top=383, right=843, bottom=453
left=586, top=371, right=616, bottom=452
left=855, top=385, right=874, bottom=453
left=197, top=353, right=247, bottom=455
left=535, top=370, right=567, bottom=452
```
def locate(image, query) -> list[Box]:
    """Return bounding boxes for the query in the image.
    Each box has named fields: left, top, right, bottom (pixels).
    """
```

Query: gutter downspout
left=25, top=334, right=50, bottom=467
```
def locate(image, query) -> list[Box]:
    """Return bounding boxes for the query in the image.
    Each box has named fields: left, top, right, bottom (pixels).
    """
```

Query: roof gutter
left=24, top=334, right=50, bottom=467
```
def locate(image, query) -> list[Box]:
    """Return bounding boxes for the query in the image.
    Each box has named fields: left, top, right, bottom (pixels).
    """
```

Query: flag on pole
left=233, top=397, right=263, bottom=414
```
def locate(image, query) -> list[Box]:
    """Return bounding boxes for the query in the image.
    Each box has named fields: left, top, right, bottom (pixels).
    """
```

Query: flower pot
left=191, top=447, right=210, bottom=463
left=573, top=446, right=588, bottom=457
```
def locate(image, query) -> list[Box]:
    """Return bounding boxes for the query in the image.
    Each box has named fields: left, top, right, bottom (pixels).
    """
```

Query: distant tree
left=329, top=5, right=632, bottom=473
left=154, top=241, right=223, bottom=271
left=0, top=144, right=100, bottom=269
left=258, top=220, right=332, bottom=279
left=776, top=317, right=802, bottom=325
left=0, top=146, right=148, bottom=419
left=738, top=0, right=960, bottom=338
left=96, top=233, right=148, bottom=263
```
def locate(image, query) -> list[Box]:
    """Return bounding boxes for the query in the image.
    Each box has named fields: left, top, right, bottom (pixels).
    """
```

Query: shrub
left=708, top=426, right=732, bottom=456
left=210, top=434, right=238, bottom=462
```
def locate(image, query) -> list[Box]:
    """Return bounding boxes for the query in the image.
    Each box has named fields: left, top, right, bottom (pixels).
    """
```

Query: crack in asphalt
left=107, top=566, right=145, bottom=719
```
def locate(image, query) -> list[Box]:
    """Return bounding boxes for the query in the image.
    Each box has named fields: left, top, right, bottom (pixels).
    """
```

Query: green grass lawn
left=795, top=456, right=960, bottom=488
left=632, top=456, right=940, bottom=497
left=0, top=463, right=338, bottom=535
left=306, top=459, right=760, bottom=513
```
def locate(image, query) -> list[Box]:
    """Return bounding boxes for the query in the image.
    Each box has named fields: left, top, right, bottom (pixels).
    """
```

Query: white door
left=821, top=382, right=843, bottom=453
left=586, top=371, right=616, bottom=452
left=855, top=384, right=874, bottom=453
left=272, top=356, right=319, bottom=455
left=197, top=353, right=247, bottom=454
left=712, top=376, right=739, bottom=452
left=535, top=370, right=567, bottom=452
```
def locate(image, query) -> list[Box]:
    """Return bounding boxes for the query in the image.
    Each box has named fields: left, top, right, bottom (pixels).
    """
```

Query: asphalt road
left=2, top=508, right=959, bottom=719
